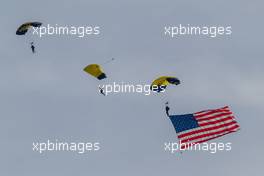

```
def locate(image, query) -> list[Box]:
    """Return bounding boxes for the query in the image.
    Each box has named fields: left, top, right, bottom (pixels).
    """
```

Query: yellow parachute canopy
left=16, top=22, right=42, bottom=35
left=83, top=64, right=107, bottom=80
left=151, top=76, right=180, bottom=92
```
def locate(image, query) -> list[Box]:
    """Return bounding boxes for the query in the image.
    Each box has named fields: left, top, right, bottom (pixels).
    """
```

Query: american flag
left=169, top=106, right=240, bottom=149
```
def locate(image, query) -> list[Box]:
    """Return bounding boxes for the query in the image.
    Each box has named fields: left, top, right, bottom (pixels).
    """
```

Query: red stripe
left=178, top=121, right=238, bottom=138
left=195, top=110, right=232, bottom=119
left=195, top=108, right=230, bottom=116
left=198, top=116, right=234, bottom=127
left=180, top=131, right=235, bottom=149
left=195, top=112, right=232, bottom=121
left=195, top=106, right=229, bottom=114
left=180, top=124, right=240, bottom=143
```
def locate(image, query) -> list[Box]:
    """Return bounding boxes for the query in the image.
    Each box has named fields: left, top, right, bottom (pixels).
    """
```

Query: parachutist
left=165, top=102, right=170, bottom=117
left=30, top=42, right=35, bottom=53
left=99, top=87, right=106, bottom=96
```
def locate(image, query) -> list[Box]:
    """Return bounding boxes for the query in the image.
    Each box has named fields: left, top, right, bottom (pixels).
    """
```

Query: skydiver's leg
left=166, top=110, right=169, bottom=117
left=101, top=89, right=106, bottom=96
left=165, top=106, right=170, bottom=117
left=31, top=45, right=35, bottom=53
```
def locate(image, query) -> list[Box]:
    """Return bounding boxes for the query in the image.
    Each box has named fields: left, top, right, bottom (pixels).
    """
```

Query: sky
left=0, top=0, right=263, bottom=175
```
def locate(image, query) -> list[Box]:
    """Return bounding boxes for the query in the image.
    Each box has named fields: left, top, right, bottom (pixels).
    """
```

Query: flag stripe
left=198, top=116, right=234, bottom=126
left=195, top=112, right=233, bottom=121
left=179, top=123, right=239, bottom=141
left=197, top=114, right=234, bottom=123
left=195, top=111, right=232, bottom=120
left=180, top=131, right=235, bottom=149
left=195, top=107, right=230, bottom=117
left=180, top=124, right=240, bottom=143
left=194, top=106, right=229, bottom=115
left=177, top=120, right=236, bottom=136
left=179, top=124, right=239, bottom=140
left=178, top=121, right=238, bottom=138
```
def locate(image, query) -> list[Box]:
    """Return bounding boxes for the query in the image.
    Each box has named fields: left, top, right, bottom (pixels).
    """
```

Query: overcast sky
left=0, top=0, right=263, bottom=175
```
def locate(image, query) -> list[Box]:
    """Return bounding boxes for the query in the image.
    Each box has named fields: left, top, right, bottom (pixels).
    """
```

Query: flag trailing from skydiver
left=169, top=106, right=240, bottom=149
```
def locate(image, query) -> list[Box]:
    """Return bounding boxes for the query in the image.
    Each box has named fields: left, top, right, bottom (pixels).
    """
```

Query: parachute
left=83, top=64, right=107, bottom=80
left=151, top=76, right=180, bottom=92
left=16, top=22, right=42, bottom=35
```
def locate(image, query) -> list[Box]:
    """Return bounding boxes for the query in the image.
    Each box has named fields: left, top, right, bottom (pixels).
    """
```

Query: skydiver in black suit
left=165, top=102, right=170, bottom=117
left=30, top=42, right=35, bottom=53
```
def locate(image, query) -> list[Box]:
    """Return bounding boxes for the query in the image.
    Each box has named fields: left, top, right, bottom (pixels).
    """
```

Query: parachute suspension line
left=161, top=92, right=168, bottom=104
left=101, top=58, right=115, bottom=66
left=26, top=33, right=35, bottom=50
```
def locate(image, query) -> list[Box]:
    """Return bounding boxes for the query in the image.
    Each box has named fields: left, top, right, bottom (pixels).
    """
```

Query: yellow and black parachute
left=151, top=76, right=180, bottom=92
left=83, top=64, right=107, bottom=80
left=16, top=22, right=42, bottom=35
